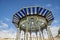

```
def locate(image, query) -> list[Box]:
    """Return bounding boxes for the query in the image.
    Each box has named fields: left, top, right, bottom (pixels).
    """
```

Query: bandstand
left=12, top=7, right=54, bottom=40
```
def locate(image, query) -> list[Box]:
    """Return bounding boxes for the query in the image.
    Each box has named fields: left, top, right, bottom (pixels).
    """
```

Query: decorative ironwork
left=12, top=7, right=54, bottom=40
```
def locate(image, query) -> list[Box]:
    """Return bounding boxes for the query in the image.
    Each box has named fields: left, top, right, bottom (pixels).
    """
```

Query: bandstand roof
left=12, top=7, right=54, bottom=28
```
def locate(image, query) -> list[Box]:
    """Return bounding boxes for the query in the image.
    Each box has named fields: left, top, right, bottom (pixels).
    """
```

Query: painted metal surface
left=12, top=7, right=54, bottom=25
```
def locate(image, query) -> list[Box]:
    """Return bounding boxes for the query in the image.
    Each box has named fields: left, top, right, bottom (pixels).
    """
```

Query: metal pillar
left=47, top=26, right=54, bottom=40
left=36, top=31, right=38, bottom=40
left=15, top=28, right=20, bottom=40
left=15, top=28, right=18, bottom=40
left=24, top=31, right=25, bottom=40
left=39, top=27, right=42, bottom=40
left=15, top=22, right=21, bottom=40
left=39, top=30, right=42, bottom=40
left=30, top=31, right=32, bottom=40
left=40, top=30, right=45, bottom=40
left=26, top=26, right=28, bottom=40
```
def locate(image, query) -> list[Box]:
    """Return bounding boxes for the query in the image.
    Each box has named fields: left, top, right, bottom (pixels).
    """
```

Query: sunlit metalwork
left=12, top=7, right=54, bottom=40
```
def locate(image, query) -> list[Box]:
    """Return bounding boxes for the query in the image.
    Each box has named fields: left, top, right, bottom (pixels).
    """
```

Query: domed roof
left=12, top=7, right=54, bottom=29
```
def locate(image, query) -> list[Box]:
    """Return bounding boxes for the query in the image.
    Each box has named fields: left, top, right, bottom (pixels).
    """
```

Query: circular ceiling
left=20, top=16, right=46, bottom=31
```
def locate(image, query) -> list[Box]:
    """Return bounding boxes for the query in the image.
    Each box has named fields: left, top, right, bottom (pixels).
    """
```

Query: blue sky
left=0, top=0, right=60, bottom=38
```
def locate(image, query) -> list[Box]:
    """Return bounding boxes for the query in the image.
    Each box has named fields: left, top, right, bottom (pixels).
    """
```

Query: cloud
left=0, top=30, right=9, bottom=38
left=0, top=20, right=16, bottom=38
left=55, top=6, right=60, bottom=10
left=50, top=26, right=59, bottom=37
left=43, top=26, right=59, bottom=38
left=5, top=18, right=10, bottom=21
left=53, top=20, right=58, bottom=23
left=46, top=4, right=52, bottom=7
left=51, top=20, right=60, bottom=27
left=0, top=30, right=16, bottom=38
left=0, top=21, right=8, bottom=29
left=8, top=27, right=16, bottom=34
left=0, top=27, right=16, bottom=38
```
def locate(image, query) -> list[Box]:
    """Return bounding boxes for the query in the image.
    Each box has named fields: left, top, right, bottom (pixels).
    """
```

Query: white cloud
left=0, top=21, right=8, bottom=29
left=0, top=30, right=10, bottom=38
left=1, top=22, right=8, bottom=27
left=55, top=6, right=60, bottom=10
left=53, top=20, right=58, bottom=23
left=0, top=31, right=15, bottom=38
left=46, top=4, right=52, bottom=7
left=5, top=18, right=10, bottom=21
left=50, top=26, right=59, bottom=37
left=0, top=21, right=16, bottom=38
left=43, top=26, right=59, bottom=38
left=51, top=20, right=60, bottom=27
left=0, top=29, right=16, bottom=38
